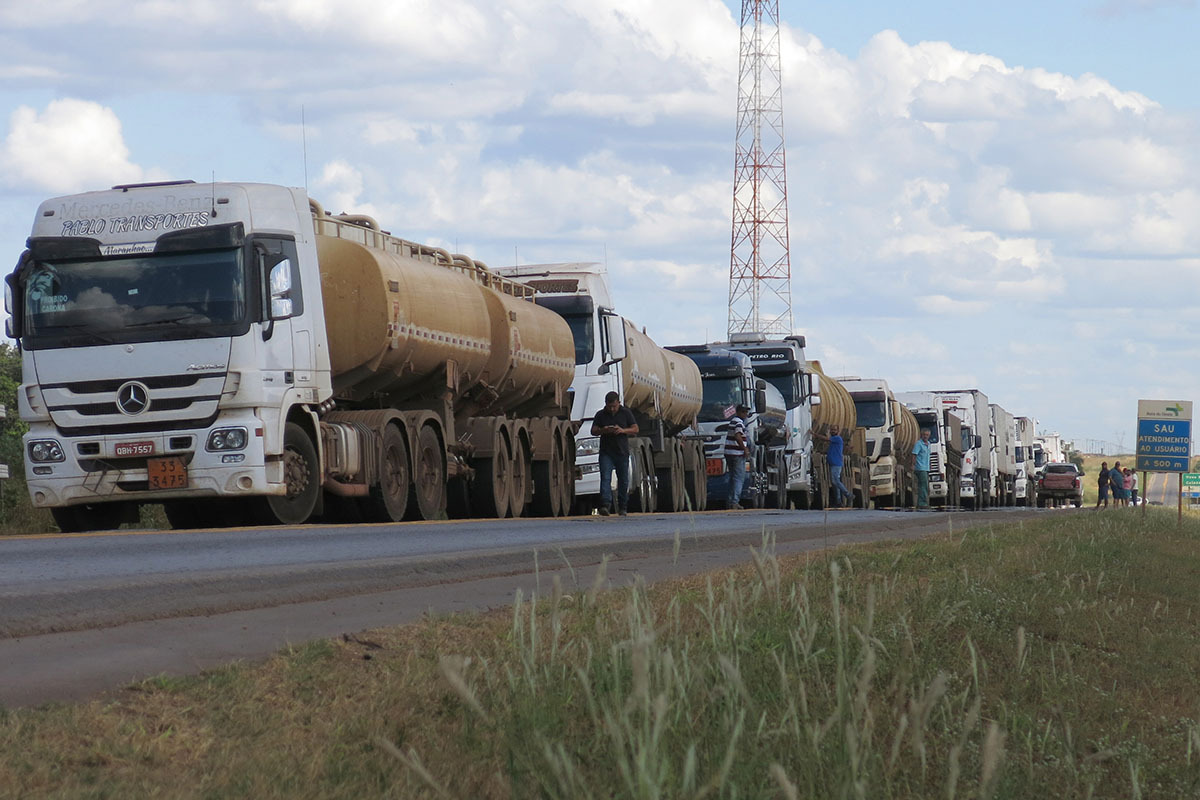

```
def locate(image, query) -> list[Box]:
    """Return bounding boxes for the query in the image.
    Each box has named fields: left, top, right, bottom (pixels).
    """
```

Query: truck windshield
left=762, top=374, right=800, bottom=409
left=699, top=377, right=741, bottom=423
left=22, top=249, right=245, bottom=346
left=915, top=414, right=939, bottom=443
left=561, top=314, right=594, bottom=365
left=850, top=393, right=887, bottom=428
left=961, top=426, right=974, bottom=453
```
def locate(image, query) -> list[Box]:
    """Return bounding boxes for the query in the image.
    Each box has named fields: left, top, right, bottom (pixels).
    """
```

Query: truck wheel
left=629, top=444, right=657, bottom=513
left=874, top=495, right=892, bottom=511
left=361, top=425, right=410, bottom=522
left=509, top=434, right=531, bottom=519
left=531, top=432, right=564, bottom=518
left=473, top=435, right=511, bottom=518
left=409, top=425, right=447, bottom=521
left=51, top=502, right=127, bottom=533
left=261, top=422, right=320, bottom=526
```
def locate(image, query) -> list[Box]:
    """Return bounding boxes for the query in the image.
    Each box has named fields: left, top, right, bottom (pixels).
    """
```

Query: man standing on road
left=913, top=428, right=932, bottom=510
left=1095, top=460, right=1110, bottom=508
left=591, top=391, right=638, bottom=516
left=724, top=404, right=751, bottom=509
left=822, top=425, right=852, bottom=508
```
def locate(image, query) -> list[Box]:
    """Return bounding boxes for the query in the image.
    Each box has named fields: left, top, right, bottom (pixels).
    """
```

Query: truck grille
left=43, top=372, right=225, bottom=436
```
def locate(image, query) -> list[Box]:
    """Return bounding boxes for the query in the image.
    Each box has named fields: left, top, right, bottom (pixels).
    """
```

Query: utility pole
left=727, top=0, right=792, bottom=337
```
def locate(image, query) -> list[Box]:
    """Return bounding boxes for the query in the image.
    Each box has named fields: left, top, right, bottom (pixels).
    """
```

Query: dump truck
left=930, top=390, right=992, bottom=509
left=808, top=360, right=868, bottom=508
left=8, top=181, right=578, bottom=531
left=838, top=377, right=918, bottom=509
left=990, top=403, right=1017, bottom=506
left=718, top=333, right=817, bottom=508
left=667, top=345, right=787, bottom=508
left=896, top=391, right=964, bottom=507
left=493, top=262, right=706, bottom=513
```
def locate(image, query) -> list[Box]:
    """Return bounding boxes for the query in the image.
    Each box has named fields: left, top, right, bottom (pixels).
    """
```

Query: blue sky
left=1, top=0, right=1198, bottom=452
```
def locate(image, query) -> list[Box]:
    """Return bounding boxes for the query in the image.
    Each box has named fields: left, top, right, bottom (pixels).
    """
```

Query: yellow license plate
left=706, top=458, right=724, bottom=477
left=148, top=456, right=188, bottom=490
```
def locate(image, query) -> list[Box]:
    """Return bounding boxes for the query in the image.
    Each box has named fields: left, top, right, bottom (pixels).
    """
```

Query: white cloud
left=0, top=4, right=1197, bottom=442
left=0, top=99, right=153, bottom=193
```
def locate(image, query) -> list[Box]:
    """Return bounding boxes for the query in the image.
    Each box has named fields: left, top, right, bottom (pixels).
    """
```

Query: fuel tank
left=893, top=400, right=919, bottom=458
left=620, top=320, right=702, bottom=434
left=315, top=213, right=575, bottom=416
left=808, top=360, right=857, bottom=435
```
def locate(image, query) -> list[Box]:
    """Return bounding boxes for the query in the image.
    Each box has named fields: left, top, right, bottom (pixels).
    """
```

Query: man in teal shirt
left=913, top=428, right=932, bottom=509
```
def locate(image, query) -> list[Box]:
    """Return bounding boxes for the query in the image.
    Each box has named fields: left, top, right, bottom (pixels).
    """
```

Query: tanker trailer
left=8, top=180, right=576, bottom=532
left=807, top=360, right=867, bottom=509
left=492, top=263, right=707, bottom=514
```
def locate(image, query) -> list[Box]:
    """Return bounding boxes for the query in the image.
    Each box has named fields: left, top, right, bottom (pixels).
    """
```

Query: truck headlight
left=207, top=427, right=248, bottom=452
left=28, top=439, right=65, bottom=462
left=576, top=436, right=600, bottom=458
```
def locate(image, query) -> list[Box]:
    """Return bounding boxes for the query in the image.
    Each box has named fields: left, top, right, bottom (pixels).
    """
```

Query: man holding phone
left=590, top=391, right=639, bottom=516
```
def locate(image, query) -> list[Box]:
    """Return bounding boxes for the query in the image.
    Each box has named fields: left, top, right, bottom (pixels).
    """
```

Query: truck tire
left=409, top=424, right=446, bottom=520
left=51, top=502, right=128, bottom=533
left=629, top=443, right=657, bottom=513
left=259, top=422, right=320, bottom=526
left=531, top=432, right=564, bottom=518
left=473, top=434, right=512, bottom=518
left=656, top=440, right=684, bottom=513
left=509, top=434, right=531, bottom=519
left=361, top=424, right=410, bottom=522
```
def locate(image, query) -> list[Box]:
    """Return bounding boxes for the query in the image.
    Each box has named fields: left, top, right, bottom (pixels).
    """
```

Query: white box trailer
left=990, top=404, right=1017, bottom=506
left=1014, top=416, right=1038, bottom=506
left=930, top=390, right=992, bottom=509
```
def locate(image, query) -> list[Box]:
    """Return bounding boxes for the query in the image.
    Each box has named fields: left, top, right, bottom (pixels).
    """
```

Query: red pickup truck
left=1036, top=463, right=1083, bottom=507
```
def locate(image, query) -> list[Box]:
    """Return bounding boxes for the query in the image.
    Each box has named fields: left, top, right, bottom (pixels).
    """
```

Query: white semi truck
left=718, top=333, right=817, bottom=509
left=9, top=181, right=579, bottom=531
left=896, top=391, right=964, bottom=508
left=494, top=262, right=706, bottom=514
left=1013, top=416, right=1038, bottom=506
left=930, top=390, right=992, bottom=509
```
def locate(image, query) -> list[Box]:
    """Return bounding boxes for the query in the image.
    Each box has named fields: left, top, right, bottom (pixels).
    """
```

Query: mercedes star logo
left=116, top=381, right=150, bottom=415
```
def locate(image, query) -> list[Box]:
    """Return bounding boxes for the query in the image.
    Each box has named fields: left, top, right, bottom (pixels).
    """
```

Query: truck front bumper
left=23, top=413, right=282, bottom=508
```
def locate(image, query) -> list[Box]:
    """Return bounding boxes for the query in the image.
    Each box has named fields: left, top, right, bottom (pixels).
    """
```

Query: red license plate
left=115, top=440, right=155, bottom=457
left=706, top=458, right=724, bottom=477
left=148, top=457, right=188, bottom=490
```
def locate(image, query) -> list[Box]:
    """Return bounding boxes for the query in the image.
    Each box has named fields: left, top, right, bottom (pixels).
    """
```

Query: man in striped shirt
left=725, top=404, right=751, bottom=509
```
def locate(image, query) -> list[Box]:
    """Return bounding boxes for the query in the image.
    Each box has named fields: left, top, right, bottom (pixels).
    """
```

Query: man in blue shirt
left=913, top=428, right=932, bottom=509
left=815, top=425, right=852, bottom=508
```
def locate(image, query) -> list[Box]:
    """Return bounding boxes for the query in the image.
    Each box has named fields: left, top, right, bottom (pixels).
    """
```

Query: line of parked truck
left=6, top=180, right=1069, bottom=532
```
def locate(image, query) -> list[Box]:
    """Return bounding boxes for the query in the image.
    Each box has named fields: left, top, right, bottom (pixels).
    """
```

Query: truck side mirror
left=755, top=382, right=767, bottom=415
left=975, top=434, right=983, bottom=449
left=597, top=313, right=626, bottom=375
left=6, top=258, right=27, bottom=339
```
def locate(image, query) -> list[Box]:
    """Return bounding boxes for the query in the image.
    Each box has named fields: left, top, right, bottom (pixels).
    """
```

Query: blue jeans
left=599, top=450, right=630, bottom=511
left=726, top=456, right=747, bottom=507
left=831, top=464, right=851, bottom=506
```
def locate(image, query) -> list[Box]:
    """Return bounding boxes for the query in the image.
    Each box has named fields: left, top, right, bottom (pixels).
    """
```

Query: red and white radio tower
left=727, top=0, right=792, bottom=337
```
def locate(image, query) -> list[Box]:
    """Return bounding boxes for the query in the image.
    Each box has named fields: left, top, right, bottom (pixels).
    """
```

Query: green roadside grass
left=3, top=509, right=1200, bottom=799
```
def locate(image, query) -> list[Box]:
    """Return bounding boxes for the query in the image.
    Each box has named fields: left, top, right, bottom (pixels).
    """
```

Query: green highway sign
left=1184, top=473, right=1200, bottom=487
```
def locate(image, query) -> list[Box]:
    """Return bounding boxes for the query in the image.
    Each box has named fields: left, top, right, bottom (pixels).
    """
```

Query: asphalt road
left=0, top=506, right=1048, bottom=708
